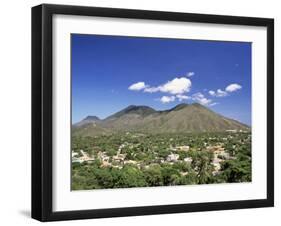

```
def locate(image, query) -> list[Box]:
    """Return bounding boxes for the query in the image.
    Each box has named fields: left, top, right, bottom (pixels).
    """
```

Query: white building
left=72, top=151, right=78, bottom=157
left=166, top=153, right=179, bottom=162
left=184, top=157, right=193, bottom=164
left=176, top=145, right=190, bottom=151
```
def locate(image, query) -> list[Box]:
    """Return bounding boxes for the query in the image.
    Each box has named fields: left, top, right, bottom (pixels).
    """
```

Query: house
left=211, top=158, right=223, bottom=174
left=97, top=151, right=109, bottom=162
left=112, top=153, right=126, bottom=163
left=176, top=145, right=190, bottom=151
left=166, top=153, right=179, bottom=162
left=207, top=145, right=227, bottom=155
left=184, top=157, right=193, bottom=164
left=72, top=157, right=83, bottom=163
left=124, top=160, right=137, bottom=165
left=212, top=162, right=221, bottom=175
left=72, top=151, right=78, bottom=157
left=217, top=151, right=230, bottom=159
left=180, top=172, right=189, bottom=176
left=101, top=161, right=111, bottom=168
left=72, top=149, right=94, bottom=163
left=111, top=165, right=123, bottom=169
left=226, top=129, right=237, bottom=133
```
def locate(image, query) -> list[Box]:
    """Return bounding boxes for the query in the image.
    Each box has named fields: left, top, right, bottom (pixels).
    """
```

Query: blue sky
left=72, top=34, right=251, bottom=125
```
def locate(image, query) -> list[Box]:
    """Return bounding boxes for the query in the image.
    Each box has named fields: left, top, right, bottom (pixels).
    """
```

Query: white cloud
left=159, top=77, right=192, bottom=94
left=209, top=89, right=228, bottom=97
left=176, top=94, right=190, bottom=101
left=186, top=72, right=195, bottom=77
left=130, top=77, right=193, bottom=104
left=192, top=92, right=213, bottom=106
left=128, top=82, right=147, bottom=91
left=143, top=86, right=160, bottom=93
left=225, top=83, right=242, bottom=92
left=209, top=90, right=215, bottom=96
left=143, top=77, right=191, bottom=95
left=160, top=95, right=176, bottom=104
left=209, top=102, right=219, bottom=107
left=217, top=89, right=227, bottom=97
left=209, top=83, right=242, bottom=98
left=133, top=77, right=192, bottom=95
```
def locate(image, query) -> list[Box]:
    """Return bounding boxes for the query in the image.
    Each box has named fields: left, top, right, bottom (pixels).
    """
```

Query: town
left=72, top=131, right=251, bottom=190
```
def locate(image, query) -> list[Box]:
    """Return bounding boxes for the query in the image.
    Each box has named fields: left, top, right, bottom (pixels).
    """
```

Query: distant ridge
left=73, top=115, right=100, bottom=127
left=73, top=103, right=250, bottom=136
left=161, top=103, right=189, bottom=113
left=105, top=105, right=156, bottom=120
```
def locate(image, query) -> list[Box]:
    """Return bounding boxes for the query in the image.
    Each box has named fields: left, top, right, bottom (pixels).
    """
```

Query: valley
left=72, top=131, right=251, bottom=190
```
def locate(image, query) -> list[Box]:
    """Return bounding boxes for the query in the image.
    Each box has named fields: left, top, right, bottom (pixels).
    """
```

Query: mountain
left=161, top=103, right=189, bottom=113
left=84, top=116, right=100, bottom=121
left=72, top=103, right=250, bottom=136
left=73, top=115, right=101, bottom=127
left=105, top=105, right=156, bottom=120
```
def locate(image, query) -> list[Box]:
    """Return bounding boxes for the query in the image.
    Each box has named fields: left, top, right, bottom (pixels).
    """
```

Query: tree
left=115, top=165, right=147, bottom=188
left=189, top=150, right=214, bottom=184
left=143, top=165, right=163, bottom=186
left=161, top=164, right=180, bottom=185
left=219, top=158, right=251, bottom=183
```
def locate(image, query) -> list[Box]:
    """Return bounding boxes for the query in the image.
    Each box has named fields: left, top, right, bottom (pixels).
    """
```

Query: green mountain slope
left=72, top=103, right=250, bottom=136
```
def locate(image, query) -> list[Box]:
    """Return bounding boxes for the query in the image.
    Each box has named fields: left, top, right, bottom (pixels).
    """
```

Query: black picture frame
left=32, top=3, right=274, bottom=222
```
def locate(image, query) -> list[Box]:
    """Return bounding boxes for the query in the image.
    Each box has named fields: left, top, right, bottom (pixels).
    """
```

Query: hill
left=73, top=115, right=101, bottom=128
left=72, top=103, right=250, bottom=136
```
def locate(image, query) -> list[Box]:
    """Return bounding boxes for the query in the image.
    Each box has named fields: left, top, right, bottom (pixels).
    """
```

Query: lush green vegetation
left=71, top=132, right=251, bottom=190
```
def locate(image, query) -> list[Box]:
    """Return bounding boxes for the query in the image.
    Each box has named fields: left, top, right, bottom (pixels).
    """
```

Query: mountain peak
left=127, top=105, right=155, bottom=111
left=123, top=105, right=156, bottom=116
left=83, top=115, right=100, bottom=121
left=124, top=105, right=137, bottom=110
left=73, top=115, right=100, bottom=128
left=169, top=103, right=189, bottom=111
left=190, top=102, right=208, bottom=109
left=106, top=105, right=156, bottom=120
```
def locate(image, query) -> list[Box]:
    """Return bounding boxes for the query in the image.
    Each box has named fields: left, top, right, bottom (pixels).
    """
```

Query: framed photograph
left=32, top=4, right=274, bottom=221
